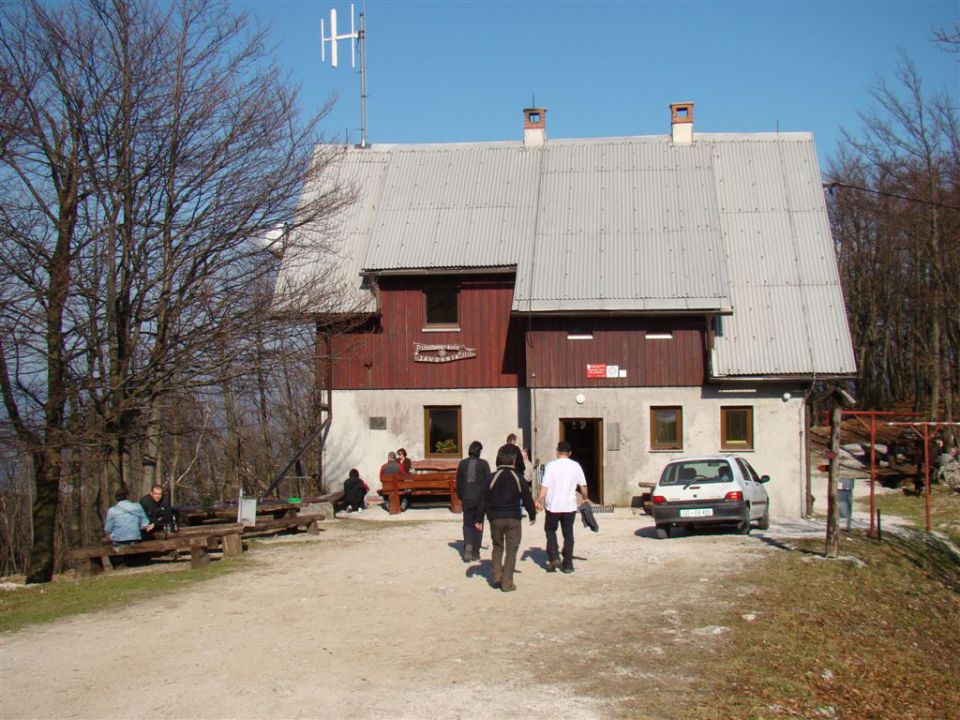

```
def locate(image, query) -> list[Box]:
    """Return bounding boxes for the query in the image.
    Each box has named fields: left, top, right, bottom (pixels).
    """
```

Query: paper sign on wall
left=586, top=364, right=606, bottom=379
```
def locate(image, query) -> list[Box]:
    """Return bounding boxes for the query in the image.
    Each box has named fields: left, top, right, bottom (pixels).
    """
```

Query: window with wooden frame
left=650, top=406, right=683, bottom=450
left=423, top=283, right=459, bottom=330
left=424, top=406, right=462, bottom=458
left=721, top=406, right=754, bottom=450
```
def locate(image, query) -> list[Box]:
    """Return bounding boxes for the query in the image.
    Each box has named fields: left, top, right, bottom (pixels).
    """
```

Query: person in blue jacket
left=104, top=487, right=153, bottom=544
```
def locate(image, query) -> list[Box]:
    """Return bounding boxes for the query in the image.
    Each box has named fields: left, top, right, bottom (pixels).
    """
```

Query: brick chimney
left=670, top=102, right=694, bottom=145
left=523, top=107, right=546, bottom=147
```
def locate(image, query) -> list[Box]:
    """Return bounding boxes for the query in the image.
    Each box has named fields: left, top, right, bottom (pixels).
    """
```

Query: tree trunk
left=26, top=449, right=60, bottom=583
left=824, top=403, right=841, bottom=559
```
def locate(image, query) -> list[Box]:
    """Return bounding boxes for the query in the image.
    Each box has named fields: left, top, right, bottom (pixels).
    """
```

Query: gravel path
left=1, top=509, right=827, bottom=720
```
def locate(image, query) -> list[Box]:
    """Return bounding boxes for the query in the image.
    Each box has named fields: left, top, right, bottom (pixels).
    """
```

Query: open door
left=559, top=418, right=603, bottom=503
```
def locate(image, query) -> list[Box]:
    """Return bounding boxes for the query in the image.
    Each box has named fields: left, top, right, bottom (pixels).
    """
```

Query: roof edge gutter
left=365, top=266, right=516, bottom=277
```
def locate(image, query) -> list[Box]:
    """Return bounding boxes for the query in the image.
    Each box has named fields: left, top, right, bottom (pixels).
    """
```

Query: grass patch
left=857, top=485, right=960, bottom=545
left=0, top=559, right=241, bottom=634
left=692, top=532, right=960, bottom=719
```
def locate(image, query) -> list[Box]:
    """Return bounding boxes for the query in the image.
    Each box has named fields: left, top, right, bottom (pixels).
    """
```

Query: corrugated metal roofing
left=275, top=130, right=856, bottom=377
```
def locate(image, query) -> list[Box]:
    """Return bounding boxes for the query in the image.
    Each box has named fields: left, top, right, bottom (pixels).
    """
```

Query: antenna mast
left=321, top=3, right=369, bottom=148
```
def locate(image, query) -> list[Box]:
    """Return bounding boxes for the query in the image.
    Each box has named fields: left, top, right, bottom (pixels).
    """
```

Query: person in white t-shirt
left=535, top=440, right=589, bottom=573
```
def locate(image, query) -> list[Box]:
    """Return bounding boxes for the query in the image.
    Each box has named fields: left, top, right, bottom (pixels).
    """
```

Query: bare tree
left=0, top=0, right=353, bottom=582
left=827, top=51, right=960, bottom=427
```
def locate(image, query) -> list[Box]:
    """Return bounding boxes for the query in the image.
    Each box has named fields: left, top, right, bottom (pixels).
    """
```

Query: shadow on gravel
left=756, top=534, right=799, bottom=552
left=634, top=525, right=748, bottom=540
left=519, top=546, right=549, bottom=569
left=465, top=560, right=497, bottom=587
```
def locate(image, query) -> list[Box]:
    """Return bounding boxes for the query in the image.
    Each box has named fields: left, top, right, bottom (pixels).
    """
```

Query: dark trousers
left=489, top=517, right=522, bottom=588
left=462, top=503, right=484, bottom=554
left=545, top=510, right=576, bottom=566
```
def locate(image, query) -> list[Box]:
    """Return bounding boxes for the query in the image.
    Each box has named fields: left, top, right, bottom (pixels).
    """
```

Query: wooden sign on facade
left=413, top=343, right=477, bottom=363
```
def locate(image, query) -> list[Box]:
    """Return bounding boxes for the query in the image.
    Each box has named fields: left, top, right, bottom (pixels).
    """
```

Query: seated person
left=397, top=448, right=413, bottom=473
left=379, top=451, right=411, bottom=510
left=105, top=487, right=153, bottom=544
left=338, top=469, right=369, bottom=513
left=140, top=483, right=181, bottom=534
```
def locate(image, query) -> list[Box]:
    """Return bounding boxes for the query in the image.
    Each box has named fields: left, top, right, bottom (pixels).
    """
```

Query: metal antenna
left=321, top=3, right=369, bottom=148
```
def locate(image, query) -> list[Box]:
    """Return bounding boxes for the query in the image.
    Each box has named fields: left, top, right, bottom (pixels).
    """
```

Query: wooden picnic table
left=411, top=459, right=459, bottom=472
left=380, top=470, right=461, bottom=515
left=68, top=522, right=244, bottom=576
left=180, top=499, right=303, bottom=526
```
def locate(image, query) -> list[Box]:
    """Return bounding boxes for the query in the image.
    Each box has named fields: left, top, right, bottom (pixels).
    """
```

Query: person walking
left=535, top=440, right=589, bottom=573
left=456, top=440, right=491, bottom=562
left=506, top=433, right=526, bottom=479
left=477, top=444, right=536, bottom=592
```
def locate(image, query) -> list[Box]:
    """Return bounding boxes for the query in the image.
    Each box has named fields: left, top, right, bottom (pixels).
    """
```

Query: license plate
left=680, top=508, right=713, bottom=518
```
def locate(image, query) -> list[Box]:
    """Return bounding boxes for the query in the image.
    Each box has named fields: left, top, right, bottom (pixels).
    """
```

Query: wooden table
left=380, top=471, right=461, bottom=515
left=68, top=523, right=244, bottom=576
left=180, top=499, right=304, bottom=526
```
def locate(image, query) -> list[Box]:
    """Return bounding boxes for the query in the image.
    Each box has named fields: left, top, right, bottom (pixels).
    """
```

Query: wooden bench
left=380, top=472, right=461, bottom=515
left=241, top=514, right=324, bottom=538
left=68, top=523, right=244, bottom=577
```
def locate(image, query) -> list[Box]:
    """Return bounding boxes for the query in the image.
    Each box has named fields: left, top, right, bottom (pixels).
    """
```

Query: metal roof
left=275, top=131, right=856, bottom=378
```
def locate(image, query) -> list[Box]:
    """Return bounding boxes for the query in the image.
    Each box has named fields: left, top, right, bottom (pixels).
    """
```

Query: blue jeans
left=544, top=511, right=576, bottom=566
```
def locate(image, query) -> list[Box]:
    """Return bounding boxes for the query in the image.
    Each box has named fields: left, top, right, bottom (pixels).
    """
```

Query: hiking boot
left=545, top=559, right=557, bottom=573
left=561, top=563, right=575, bottom=574
left=500, top=584, right=517, bottom=592
left=492, top=577, right=501, bottom=589
left=463, top=545, right=473, bottom=563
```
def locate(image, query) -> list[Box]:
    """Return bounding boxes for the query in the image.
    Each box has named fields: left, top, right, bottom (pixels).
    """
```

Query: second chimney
left=523, top=107, right=547, bottom=147
left=669, top=102, right=694, bottom=145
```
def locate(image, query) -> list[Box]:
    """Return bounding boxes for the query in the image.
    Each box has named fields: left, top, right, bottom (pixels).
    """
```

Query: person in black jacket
left=456, top=440, right=490, bottom=562
left=476, top=444, right=536, bottom=592
left=338, top=468, right=369, bottom=513
left=139, top=484, right=180, bottom=535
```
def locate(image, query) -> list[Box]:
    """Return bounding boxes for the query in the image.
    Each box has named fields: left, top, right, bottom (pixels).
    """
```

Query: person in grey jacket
left=456, top=440, right=490, bottom=562
left=476, top=444, right=536, bottom=592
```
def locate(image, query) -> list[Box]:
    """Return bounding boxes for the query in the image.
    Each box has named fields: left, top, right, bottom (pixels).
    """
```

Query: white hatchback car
left=650, top=456, right=770, bottom=538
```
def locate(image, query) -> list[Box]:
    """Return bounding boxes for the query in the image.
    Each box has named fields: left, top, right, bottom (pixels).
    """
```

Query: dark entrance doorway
left=559, top=418, right=603, bottom=503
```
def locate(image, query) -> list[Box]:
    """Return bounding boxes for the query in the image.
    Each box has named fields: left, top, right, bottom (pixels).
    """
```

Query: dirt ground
left=1, top=507, right=830, bottom=720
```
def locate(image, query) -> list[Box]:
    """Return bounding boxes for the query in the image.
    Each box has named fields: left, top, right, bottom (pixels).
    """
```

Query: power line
left=823, top=181, right=960, bottom=212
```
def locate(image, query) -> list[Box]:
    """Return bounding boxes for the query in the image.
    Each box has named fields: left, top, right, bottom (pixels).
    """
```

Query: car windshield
left=659, top=460, right=734, bottom=486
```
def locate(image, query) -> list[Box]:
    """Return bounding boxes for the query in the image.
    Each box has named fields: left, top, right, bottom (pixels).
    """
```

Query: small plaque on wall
left=369, top=417, right=387, bottom=430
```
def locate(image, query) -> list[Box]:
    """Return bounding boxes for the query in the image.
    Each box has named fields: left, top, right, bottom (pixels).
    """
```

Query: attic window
left=423, top=283, right=459, bottom=330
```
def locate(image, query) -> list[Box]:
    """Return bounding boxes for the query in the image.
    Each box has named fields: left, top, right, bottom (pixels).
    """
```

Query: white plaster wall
left=323, top=384, right=810, bottom=519
left=530, top=385, right=808, bottom=518
left=322, top=389, right=525, bottom=493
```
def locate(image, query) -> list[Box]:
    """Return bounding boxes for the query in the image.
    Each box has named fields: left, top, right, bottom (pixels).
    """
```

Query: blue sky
left=242, top=0, right=959, bottom=170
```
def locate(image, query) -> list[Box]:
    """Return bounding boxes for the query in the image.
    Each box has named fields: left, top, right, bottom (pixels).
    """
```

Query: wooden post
left=922, top=424, right=931, bottom=532
left=868, top=415, right=877, bottom=538
left=222, top=532, right=242, bottom=557
left=189, top=540, right=210, bottom=568
left=825, top=403, right=841, bottom=558
left=804, top=395, right=814, bottom=518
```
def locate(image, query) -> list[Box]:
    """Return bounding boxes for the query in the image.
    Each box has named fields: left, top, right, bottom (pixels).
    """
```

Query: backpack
left=490, top=468, right=522, bottom=493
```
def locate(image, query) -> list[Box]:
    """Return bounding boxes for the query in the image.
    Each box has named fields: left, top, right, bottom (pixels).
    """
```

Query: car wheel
left=655, top=525, right=670, bottom=539
left=757, top=503, right=770, bottom=530
left=737, top=507, right=751, bottom=534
